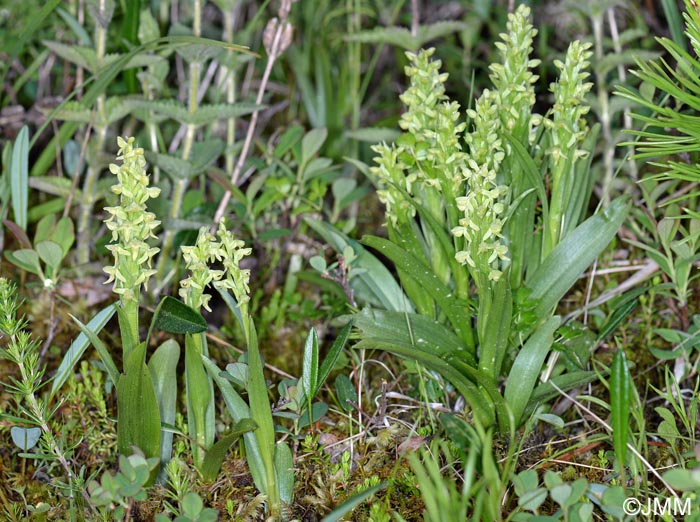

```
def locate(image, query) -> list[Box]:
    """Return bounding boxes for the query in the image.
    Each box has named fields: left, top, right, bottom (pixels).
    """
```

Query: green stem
left=185, top=332, right=212, bottom=469
left=77, top=0, right=108, bottom=264
left=156, top=0, right=201, bottom=281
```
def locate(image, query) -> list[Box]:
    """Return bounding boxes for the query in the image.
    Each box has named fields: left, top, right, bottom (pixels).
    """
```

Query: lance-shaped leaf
left=527, top=197, right=630, bottom=318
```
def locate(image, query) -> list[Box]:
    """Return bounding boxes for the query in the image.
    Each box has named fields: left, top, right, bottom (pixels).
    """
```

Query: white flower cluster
left=453, top=92, right=510, bottom=283
left=103, top=137, right=161, bottom=302
left=179, top=220, right=252, bottom=312
left=545, top=40, right=594, bottom=164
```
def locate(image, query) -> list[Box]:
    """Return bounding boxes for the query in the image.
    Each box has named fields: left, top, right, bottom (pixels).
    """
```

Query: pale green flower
left=179, top=220, right=252, bottom=313
left=103, top=137, right=160, bottom=302
left=489, top=4, right=540, bottom=139
left=371, top=48, right=468, bottom=227
left=544, top=40, right=593, bottom=165
left=453, top=91, right=510, bottom=287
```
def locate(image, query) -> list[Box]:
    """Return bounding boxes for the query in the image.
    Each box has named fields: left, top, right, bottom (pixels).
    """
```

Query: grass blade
left=51, top=304, right=116, bottom=397
left=321, top=482, right=388, bottom=522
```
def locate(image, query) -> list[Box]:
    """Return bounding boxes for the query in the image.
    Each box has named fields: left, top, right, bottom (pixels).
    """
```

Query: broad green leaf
left=297, top=402, right=329, bottom=428
left=152, top=296, right=207, bottom=334
left=274, top=442, right=294, bottom=506
left=527, top=197, right=631, bottom=318
left=356, top=338, right=494, bottom=427
left=10, top=426, right=42, bottom=451
left=245, top=321, right=279, bottom=509
left=202, top=357, right=267, bottom=496
left=185, top=335, right=213, bottom=469
left=69, top=313, right=120, bottom=389
left=117, top=343, right=162, bottom=468
left=321, top=482, right=388, bottom=522
left=352, top=308, right=474, bottom=364
left=477, top=276, right=512, bottom=379
left=35, top=240, right=63, bottom=271
left=54, top=217, right=76, bottom=256
left=5, top=249, right=41, bottom=275
left=301, top=127, right=327, bottom=166
left=51, top=304, right=116, bottom=396
left=11, top=126, right=29, bottom=231
left=335, top=374, right=357, bottom=412
left=301, top=328, right=319, bottom=405
left=362, top=235, right=472, bottom=343
left=505, top=316, right=560, bottom=426
left=148, top=340, right=180, bottom=471
left=223, top=362, right=248, bottom=387
left=29, top=176, right=81, bottom=201
left=34, top=214, right=55, bottom=244
left=199, top=419, right=257, bottom=483
left=610, top=349, right=630, bottom=468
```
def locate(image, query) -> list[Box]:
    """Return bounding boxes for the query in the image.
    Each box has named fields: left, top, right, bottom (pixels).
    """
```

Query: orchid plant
left=348, top=5, right=630, bottom=431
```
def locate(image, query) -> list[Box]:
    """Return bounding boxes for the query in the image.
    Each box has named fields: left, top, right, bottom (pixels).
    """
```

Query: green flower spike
left=179, top=220, right=251, bottom=313
left=215, top=220, right=252, bottom=308
left=103, top=137, right=161, bottom=303
left=453, top=92, right=510, bottom=285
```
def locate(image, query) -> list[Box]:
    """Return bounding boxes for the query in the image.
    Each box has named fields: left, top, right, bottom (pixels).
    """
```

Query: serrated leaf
left=43, top=41, right=96, bottom=70
left=152, top=296, right=207, bottom=334
left=124, top=99, right=261, bottom=126
left=144, top=152, right=194, bottom=180
left=345, top=21, right=466, bottom=50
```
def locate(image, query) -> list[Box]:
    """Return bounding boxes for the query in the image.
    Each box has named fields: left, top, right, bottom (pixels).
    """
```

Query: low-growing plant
left=88, top=450, right=159, bottom=521
left=321, top=5, right=629, bottom=432
left=510, top=468, right=628, bottom=521
left=0, top=277, right=96, bottom=515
